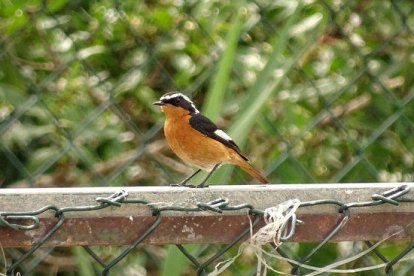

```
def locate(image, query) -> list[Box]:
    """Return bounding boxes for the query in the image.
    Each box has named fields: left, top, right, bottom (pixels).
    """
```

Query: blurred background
left=1, top=0, right=414, bottom=274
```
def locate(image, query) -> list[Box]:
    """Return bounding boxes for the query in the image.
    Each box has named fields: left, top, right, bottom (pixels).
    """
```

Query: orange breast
left=164, top=115, right=234, bottom=171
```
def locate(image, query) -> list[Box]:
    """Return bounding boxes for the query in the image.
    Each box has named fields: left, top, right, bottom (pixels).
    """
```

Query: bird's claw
left=195, top=184, right=209, bottom=188
left=170, top=183, right=209, bottom=188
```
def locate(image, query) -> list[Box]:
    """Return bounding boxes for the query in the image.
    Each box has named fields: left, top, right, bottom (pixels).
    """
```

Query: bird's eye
left=172, top=98, right=181, bottom=105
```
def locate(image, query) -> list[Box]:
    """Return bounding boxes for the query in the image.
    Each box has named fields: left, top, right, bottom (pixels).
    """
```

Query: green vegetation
left=1, top=0, right=413, bottom=274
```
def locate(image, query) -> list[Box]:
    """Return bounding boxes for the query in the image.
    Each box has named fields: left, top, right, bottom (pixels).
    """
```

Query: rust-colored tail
left=236, top=159, right=269, bottom=184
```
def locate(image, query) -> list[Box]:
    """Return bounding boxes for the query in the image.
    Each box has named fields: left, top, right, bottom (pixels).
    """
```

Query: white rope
left=208, top=199, right=301, bottom=276
left=251, top=199, right=301, bottom=247
left=207, top=199, right=414, bottom=276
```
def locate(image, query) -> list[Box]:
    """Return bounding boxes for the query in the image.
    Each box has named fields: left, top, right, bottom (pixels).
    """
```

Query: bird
left=154, top=91, right=269, bottom=188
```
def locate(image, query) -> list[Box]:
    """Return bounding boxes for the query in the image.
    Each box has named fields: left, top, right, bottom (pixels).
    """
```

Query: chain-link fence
left=1, top=184, right=414, bottom=275
left=1, top=0, right=414, bottom=274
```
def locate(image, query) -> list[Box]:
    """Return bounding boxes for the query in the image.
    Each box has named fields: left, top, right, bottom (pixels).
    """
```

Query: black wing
left=189, top=113, right=248, bottom=161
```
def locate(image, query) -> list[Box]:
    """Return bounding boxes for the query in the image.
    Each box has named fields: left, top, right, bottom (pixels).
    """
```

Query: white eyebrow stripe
left=192, top=104, right=200, bottom=113
left=214, top=129, right=233, bottom=142
left=160, top=92, right=200, bottom=113
left=160, top=93, right=181, bottom=100
left=182, top=94, right=192, bottom=102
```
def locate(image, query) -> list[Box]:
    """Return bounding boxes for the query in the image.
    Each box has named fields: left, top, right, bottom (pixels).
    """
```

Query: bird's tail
left=235, top=159, right=269, bottom=184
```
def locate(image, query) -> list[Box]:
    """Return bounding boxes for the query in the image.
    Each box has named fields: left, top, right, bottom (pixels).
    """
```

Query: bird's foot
left=194, top=183, right=209, bottom=188
left=170, top=183, right=189, bottom=187
left=170, top=183, right=195, bottom=188
left=170, top=183, right=209, bottom=188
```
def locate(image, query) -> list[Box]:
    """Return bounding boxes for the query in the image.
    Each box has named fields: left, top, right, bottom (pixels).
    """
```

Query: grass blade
left=202, top=7, right=245, bottom=120
left=161, top=245, right=197, bottom=276
left=211, top=2, right=304, bottom=184
left=73, top=246, right=95, bottom=276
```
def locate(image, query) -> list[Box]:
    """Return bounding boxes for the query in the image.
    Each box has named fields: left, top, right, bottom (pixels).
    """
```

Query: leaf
left=202, top=6, right=245, bottom=120
left=210, top=2, right=304, bottom=184
left=160, top=245, right=197, bottom=276
left=72, top=247, right=95, bottom=276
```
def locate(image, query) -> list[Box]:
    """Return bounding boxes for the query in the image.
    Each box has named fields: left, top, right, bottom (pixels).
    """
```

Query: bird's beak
left=153, top=100, right=164, bottom=106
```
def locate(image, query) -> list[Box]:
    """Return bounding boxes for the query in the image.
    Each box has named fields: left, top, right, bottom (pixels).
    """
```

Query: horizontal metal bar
left=0, top=183, right=413, bottom=247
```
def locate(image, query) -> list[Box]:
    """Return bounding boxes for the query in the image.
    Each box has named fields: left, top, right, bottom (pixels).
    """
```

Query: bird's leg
left=196, top=163, right=221, bottom=188
left=171, top=169, right=202, bottom=187
left=181, top=169, right=202, bottom=185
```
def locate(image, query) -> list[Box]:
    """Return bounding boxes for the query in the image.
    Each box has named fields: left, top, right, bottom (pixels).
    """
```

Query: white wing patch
left=214, top=129, right=233, bottom=142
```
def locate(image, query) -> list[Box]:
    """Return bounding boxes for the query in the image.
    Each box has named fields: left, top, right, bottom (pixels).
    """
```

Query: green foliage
left=73, top=246, right=96, bottom=276
left=161, top=245, right=197, bottom=276
left=203, top=4, right=245, bottom=120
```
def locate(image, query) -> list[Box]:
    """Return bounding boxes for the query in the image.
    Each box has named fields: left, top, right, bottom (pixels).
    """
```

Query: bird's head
left=154, top=92, right=199, bottom=116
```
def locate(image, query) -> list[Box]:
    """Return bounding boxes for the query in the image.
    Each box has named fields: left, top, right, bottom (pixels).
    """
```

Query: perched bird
left=154, top=92, right=269, bottom=187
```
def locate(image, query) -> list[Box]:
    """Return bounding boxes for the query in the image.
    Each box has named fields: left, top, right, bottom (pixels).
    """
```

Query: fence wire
left=1, top=0, right=414, bottom=274
left=1, top=185, right=414, bottom=275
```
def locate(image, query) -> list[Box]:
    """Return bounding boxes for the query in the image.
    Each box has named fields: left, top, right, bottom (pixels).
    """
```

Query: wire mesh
left=1, top=0, right=414, bottom=275
left=1, top=185, right=414, bottom=275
